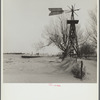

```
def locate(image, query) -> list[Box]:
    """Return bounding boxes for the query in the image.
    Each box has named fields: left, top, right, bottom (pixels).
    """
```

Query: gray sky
left=3, top=0, right=97, bottom=54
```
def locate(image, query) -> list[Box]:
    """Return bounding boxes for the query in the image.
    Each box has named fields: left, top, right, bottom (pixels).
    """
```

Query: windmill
left=48, top=5, right=80, bottom=58
left=66, top=5, right=80, bottom=57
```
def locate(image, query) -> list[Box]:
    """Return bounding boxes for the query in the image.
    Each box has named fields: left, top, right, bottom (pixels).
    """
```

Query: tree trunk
left=62, top=49, right=68, bottom=61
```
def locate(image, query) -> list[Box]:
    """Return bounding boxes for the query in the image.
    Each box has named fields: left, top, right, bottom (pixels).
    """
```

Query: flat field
left=3, top=54, right=97, bottom=83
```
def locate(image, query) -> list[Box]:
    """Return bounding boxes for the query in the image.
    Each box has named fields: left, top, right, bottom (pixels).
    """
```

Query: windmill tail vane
left=48, top=5, right=80, bottom=17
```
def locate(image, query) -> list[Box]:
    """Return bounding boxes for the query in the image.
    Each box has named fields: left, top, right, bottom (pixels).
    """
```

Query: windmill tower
left=67, top=5, right=80, bottom=57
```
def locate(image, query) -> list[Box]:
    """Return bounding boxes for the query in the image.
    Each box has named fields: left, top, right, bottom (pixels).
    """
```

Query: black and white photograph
left=3, top=0, right=98, bottom=83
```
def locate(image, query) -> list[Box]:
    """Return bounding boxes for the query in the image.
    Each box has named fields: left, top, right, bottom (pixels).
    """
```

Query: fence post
left=81, top=61, right=83, bottom=80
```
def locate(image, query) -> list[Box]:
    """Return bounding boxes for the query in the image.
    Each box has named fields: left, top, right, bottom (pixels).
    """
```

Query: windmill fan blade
left=72, top=5, right=73, bottom=8
left=74, top=9, right=80, bottom=11
left=67, top=6, right=72, bottom=10
left=74, top=12, right=78, bottom=16
left=74, top=4, right=76, bottom=9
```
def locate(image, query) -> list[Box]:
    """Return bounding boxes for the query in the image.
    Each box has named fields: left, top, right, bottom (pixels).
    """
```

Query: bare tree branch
left=87, top=9, right=97, bottom=47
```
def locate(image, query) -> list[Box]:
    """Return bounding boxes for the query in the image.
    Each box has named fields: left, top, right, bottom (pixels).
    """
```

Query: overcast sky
left=3, top=0, right=97, bottom=54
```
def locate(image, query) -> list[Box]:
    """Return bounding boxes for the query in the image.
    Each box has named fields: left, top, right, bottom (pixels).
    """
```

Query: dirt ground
left=3, top=54, right=97, bottom=83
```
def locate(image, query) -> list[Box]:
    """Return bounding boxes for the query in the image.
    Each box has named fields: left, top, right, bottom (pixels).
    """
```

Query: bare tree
left=43, top=15, right=84, bottom=60
left=87, top=9, right=97, bottom=48
left=43, top=15, right=69, bottom=59
left=32, top=41, right=44, bottom=53
left=32, top=40, right=52, bottom=54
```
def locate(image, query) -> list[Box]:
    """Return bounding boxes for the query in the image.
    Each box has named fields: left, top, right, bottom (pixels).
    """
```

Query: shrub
left=71, top=62, right=86, bottom=79
left=79, top=43, right=96, bottom=57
